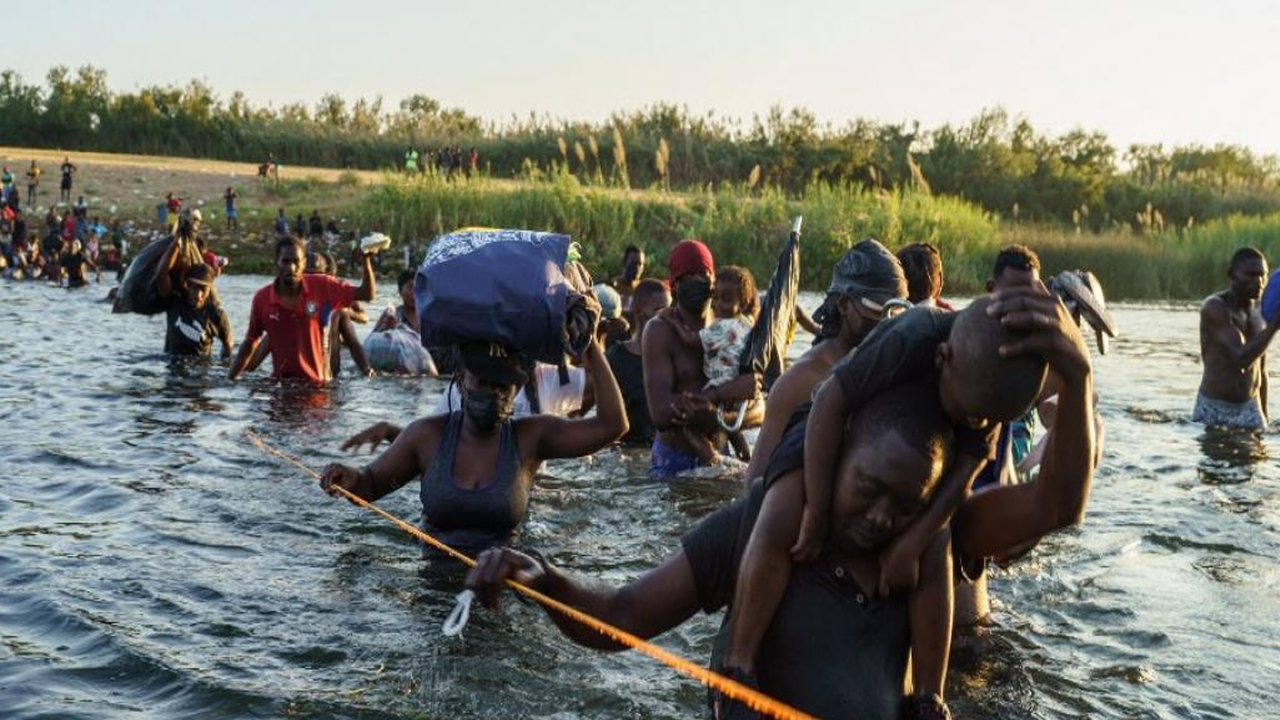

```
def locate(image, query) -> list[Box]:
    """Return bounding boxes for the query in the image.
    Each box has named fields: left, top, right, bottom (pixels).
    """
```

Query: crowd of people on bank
left=7, top=154, right=1279, bottom=720
left=402, top=146, right=479, bottom=178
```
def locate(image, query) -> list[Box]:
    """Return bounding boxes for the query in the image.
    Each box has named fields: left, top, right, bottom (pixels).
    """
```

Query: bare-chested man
left=643, top=239, right=758, bottom=477
left=1195, top=246, right=1279, bottom=429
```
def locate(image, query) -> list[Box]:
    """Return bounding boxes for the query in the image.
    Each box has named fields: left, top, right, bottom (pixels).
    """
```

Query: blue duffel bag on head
left=415, top=228, right=598, bottom=366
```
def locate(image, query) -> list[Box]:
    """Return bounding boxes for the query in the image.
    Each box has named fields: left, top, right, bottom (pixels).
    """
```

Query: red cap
left=668, top=239, right=714, bottom=282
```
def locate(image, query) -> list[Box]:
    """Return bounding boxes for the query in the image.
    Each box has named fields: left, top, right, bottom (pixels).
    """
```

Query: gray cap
left=827, top=238, right=908, bottom=306
left=593, top=283, right=623, bottom=320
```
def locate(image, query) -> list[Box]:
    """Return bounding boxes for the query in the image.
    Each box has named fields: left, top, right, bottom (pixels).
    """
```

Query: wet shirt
left=420, top=412, right=528, bottom=555
left=165, top=298, right=230, bottom=357
left=830, top=305, right=955, bottom=407
left=244, top=274, right=357, bottom=384
left=681, top=476, right=910, bottom=720
left=606, top=342, right=654, bottom=445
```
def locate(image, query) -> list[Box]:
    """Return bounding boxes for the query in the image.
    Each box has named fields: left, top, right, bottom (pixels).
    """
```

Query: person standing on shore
left=223, top=187, right=238, bottom=230
left=228, top=236, right=378, bottom=384
left=274, top=208, right=289, bottom=238
left=59, top=157, right=76, bottom=203
left=1195, top=246, right=1279, bottom=429
left=26, top=161, right=41, bottom=206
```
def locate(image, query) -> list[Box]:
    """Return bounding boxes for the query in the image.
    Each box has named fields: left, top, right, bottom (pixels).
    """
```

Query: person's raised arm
left=1203, top=299, right=1280, bottom=370
left=531, top=339, right=628, bottom=459
left=954, top=283, right=1094, bottom=563
left=465, top=546, right=702, bottom=651
left=642, top=320, right=681, bottom=430
left=795, top=305, right=821, bottom=336
left=155, top=240, right=181, bottom=300
left=354, top=250, right=376, bottom=302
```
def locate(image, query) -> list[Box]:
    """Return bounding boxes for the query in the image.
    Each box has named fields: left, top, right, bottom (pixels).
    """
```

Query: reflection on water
left=1, top=281, right=1279, bottom=719
left=1198, top=428, right=1269, bottom=485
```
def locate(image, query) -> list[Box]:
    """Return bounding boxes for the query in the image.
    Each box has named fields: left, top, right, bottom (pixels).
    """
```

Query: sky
left=13, top=0, right=1280, bottom=155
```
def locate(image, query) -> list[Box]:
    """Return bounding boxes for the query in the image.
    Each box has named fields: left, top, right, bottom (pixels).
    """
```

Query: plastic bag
left=364, top=327, right=437, bottom=375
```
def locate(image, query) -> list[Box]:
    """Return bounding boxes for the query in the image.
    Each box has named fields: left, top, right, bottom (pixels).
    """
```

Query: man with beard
left=228, top=236, right=378, bottom=384
left=1195, top=246, right=1280, bottom=429
left=643, top=240, right=760, bottom=477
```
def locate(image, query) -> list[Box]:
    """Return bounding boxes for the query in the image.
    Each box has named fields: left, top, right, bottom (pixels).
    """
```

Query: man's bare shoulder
left=1201, top=292, right=1230, bottom=318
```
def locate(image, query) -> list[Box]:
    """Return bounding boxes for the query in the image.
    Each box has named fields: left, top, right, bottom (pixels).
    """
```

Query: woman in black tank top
left=321, top=339, right=628, bottom=555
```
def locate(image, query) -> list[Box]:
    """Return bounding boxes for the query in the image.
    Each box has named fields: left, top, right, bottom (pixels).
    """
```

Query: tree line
left=4, top=64, right=1279, bottom=230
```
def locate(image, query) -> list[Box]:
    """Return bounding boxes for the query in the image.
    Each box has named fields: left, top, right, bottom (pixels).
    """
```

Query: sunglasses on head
left=855, top=296, right=913, bottom=321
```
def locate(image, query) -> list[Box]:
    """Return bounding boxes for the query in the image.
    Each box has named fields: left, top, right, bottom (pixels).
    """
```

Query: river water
left=1, top=276, right=1277, bottom=720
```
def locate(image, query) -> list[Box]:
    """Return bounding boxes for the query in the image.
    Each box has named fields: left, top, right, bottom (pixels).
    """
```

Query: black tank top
left=420, top=412, right=528, bottom=554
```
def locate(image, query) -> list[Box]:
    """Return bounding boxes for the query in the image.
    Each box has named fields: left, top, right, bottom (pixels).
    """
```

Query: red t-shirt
left=167, top=197, right=181, bottom=213
left=202, top=250, right=218, bottom=268
left=244, top=274, right=357, bottom=384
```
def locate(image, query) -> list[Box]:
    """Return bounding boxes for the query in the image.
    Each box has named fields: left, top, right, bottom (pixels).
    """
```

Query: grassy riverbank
left=6, top=146, right=1277, bottom=300
left=355, top=171, right=1280, bottom=300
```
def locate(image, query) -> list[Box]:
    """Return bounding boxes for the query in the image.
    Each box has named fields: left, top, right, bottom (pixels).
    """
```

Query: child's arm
left=908, top=527, right=954, bottom=701
left=723, top=465, right=805, bottom=674
left=877, top=422, right=998, bottom=597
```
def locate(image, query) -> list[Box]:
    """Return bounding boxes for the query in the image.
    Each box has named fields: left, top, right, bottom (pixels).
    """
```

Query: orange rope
left=245, top=430, right=822, bottom=720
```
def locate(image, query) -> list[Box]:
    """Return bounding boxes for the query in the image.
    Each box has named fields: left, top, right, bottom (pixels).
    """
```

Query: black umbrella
left=718, top=217, right=803, bottom=432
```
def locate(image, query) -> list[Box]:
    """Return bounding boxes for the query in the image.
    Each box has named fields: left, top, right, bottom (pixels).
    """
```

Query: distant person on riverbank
left=1195, top=246, right=1279, bottom=429
left=157, top=261, right=232, bottom=360
left=897, top=242, right=953, bottom=310
left=228, top=236, right=378, bottom=384
left=164, top=193, right=182, bottom=234
left=293, top=213, right=306, bottom=238
left=274, top=208, right=289, bottom=238
left=223, top=187, right=238, bottom=230
left=308, top=210, right=323, bottom=238
left=26, top=161, right=41, bottom=206
left=610, top=245, right=646, bottom=313
left=60, top=158, right=76, bottom=203
left=60, top=211, right=75, bottom=242
left=1, top=166, right=13, bottom=202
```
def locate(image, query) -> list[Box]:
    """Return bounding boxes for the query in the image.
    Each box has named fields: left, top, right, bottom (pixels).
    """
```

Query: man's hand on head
left=988, top=280, right=1091, bottom=382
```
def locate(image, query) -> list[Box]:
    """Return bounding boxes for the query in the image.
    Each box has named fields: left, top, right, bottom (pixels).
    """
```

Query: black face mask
left=675, top=276, right=712, bottom=314
left=464, top=387, right=515, bottom=433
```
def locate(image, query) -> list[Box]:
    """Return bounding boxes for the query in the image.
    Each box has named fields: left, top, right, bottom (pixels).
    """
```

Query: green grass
left=355, top=172, right=1003, bottom=292
left=193, top=170, right=1280, bottom=301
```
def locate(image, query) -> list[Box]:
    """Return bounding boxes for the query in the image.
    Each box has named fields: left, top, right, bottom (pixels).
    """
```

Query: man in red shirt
left=228, top=236, right=378, bottom=384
